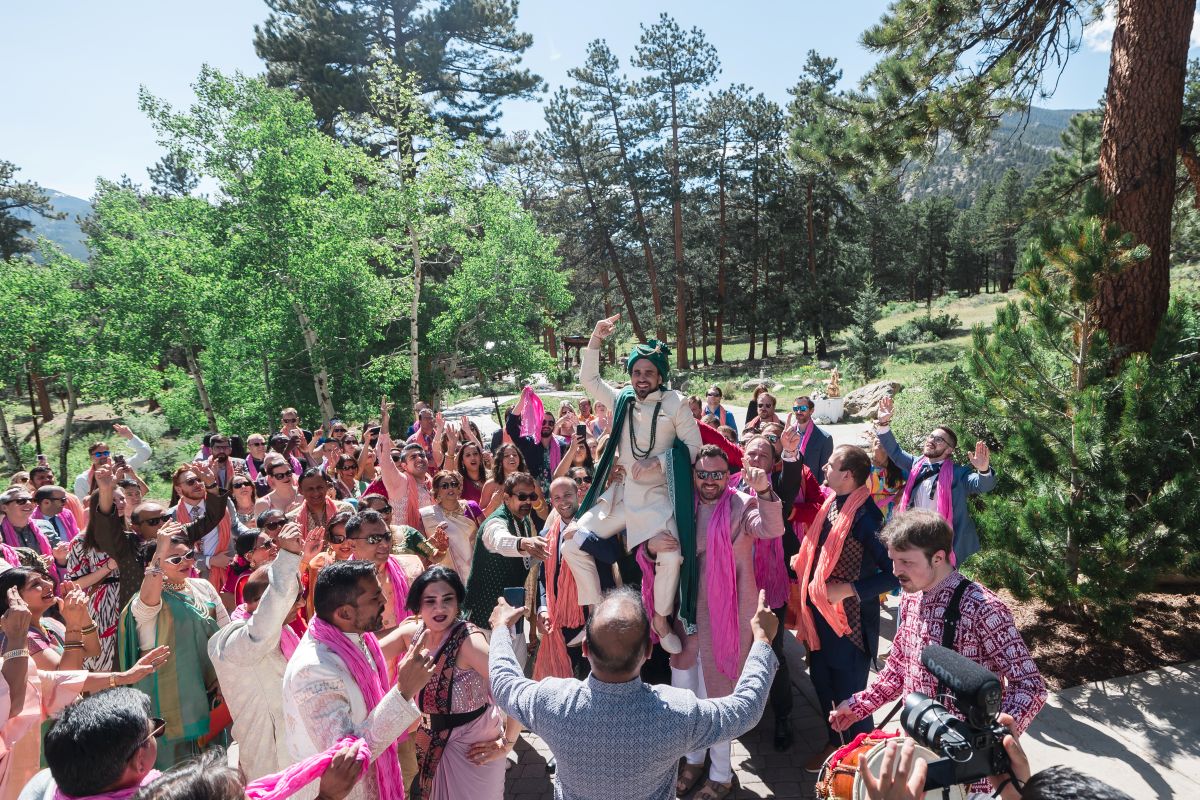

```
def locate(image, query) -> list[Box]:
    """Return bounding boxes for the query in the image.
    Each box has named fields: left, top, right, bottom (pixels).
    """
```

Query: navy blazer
left=877, top=427, right=996, bottom=564
left=801, top=425, right=834, bottom=477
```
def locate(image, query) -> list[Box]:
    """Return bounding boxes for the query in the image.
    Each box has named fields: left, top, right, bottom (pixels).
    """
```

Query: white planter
left=813, top=397, right=844, bottom=424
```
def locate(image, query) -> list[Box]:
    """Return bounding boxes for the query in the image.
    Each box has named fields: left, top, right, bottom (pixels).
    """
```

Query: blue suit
left=877, top=427, right=997, bottom=564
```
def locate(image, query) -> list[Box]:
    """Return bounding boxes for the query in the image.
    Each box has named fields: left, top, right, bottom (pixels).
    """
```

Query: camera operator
left=857, top=712, right=1133, bottom=800
left=830, top=510, right=1047, bottom=742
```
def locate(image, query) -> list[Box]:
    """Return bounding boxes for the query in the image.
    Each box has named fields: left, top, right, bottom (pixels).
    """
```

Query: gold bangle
left=81, top=623, right=98, bottom=636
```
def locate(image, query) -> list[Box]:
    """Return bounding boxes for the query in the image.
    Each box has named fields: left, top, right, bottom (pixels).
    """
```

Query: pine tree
left=253, top=0, right=542, bottom=138
left=948, top=193, right=1200, bottom=633
left=844, top=278, right=884, bottom=381
left=0, top=160, right=63, bottom=260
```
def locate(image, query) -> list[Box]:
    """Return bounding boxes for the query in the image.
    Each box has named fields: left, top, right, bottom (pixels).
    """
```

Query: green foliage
left=844, top=278, right=885, bottom=380
left=947, top=204, right=1200, bottom=634
left=253, top=0, right=541, bottom=139
left=884, top=312, right=962, bottom=346
left=0, top=160, right=64, bottom=260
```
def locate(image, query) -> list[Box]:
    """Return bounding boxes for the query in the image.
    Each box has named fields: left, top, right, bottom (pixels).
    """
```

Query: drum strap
left=936, top=578, right=974, bottom=701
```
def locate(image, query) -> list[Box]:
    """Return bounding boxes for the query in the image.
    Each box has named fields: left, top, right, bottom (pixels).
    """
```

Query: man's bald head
left=583, top=587, right=650, bottom=679
left=243, top=566, right=272, bottom=606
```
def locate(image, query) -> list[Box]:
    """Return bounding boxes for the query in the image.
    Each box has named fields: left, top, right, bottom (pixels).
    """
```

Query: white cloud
left=1083, top=4, right=1116, bottom=53
left=1086, top=6, right=1200, bottom=52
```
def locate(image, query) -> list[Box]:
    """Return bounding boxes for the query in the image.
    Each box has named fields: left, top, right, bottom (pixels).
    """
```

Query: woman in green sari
left=119, top=523, right=231, bottom=769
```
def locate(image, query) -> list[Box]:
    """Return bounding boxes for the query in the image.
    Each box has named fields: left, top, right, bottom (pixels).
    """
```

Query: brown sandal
left=676, top=762, right=706, bottom=796
left=693, top=777, right=736, bottom=800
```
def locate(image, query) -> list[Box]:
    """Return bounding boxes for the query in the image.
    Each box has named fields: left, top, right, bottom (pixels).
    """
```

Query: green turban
left=626, top=339, right=671, bottom=381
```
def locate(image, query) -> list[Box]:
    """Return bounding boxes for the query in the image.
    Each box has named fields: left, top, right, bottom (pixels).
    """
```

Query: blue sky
left=0, top=1, right=1157, bottom=199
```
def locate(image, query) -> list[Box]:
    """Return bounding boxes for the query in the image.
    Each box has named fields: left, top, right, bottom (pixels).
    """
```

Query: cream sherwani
left=207, top=549, right=300, bottom=780
left=565, top=346, right=703, bottom=610
left=282, top=630, right=422, bottom=800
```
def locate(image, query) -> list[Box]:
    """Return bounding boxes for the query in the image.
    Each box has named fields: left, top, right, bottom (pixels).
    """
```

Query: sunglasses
left=248, top=442, right=266, bottom=447
left=137, top=515, right=171, bottom=527
left=764, top=434, right=780, bottom=443
left=182, top=477, right=202, bottom=486
left=328, top=532, right=348, bottom=544
left=232, top=482, right=252, bottom=489
left=163, top=550, right=197, bottom=565
left=254, top=539, right=278, bottom=551
left=270, top=472, right=292, bottom=481
left=575, top=476, right=593, bottom=485
left=391, top=454, right=403, bottom=462
left=510, top=491, right=537, bottom=501
left=338, top=464, right=357, bottom=471
left=262, top=519, right=287, bottom=531
left=370, top=505, right=393, bottom=515
left=282, top=417, right=299, bottom=423
left=130, top=717, right=166, bottom=758
left=705, top=392, right=720, bottom=397
left=349, top=533, right=391, bottom=545
left=696, top=469, right=728, bottom=480
left=93, top=451, right=111, bottom=458
left=437, top=480, right=461, bottom=490
left=793, top=404, right=810, bottom=413
left=6, top=497, right=34, bottom=506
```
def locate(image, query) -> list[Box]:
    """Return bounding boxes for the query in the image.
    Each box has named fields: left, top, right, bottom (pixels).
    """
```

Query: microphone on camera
left=920, top=645, right=1003, bottom=727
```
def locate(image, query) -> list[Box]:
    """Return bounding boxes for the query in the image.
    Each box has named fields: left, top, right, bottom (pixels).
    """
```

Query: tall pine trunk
left=669, top=89, right=690, bottom=367
left=714, top=143, right=729, bottom=363
left=408, top=226, right=424, bottom=414
left=0, top=407, right=21, bottom=471
left=1094, top=0, right=1194, bottom=353
left=291, top=301, right=337, bottom=426
left=57, top=372, right=76, bottom=489
left=605, top=90, right=666, bottom=340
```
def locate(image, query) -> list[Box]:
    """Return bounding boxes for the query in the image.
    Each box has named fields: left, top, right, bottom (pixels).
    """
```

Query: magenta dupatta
left=799, top=419, right=814, bottom=456
left=729, top=474, right=789, bottom=610
left=54, top=770, right=163, bottom=800
left=244, top=736, right=370, bottom=800
left=518, top=387, right=562, bottom=470
left=32, top=507, right=79, bottom=541
left=897, top=457, right=956, bottom=565
left=307, top=616, right=405, bottom=800
left=702, top=487, right=741, bottom=681
left=384, top=555, right=411, bottom=618
left=230, top=604, right=300, bottom=660
left=1, top=517, right=59, bottom=580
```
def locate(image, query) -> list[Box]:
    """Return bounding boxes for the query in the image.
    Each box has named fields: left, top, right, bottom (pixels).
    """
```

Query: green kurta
left=462, top=504, right=535, bottom=630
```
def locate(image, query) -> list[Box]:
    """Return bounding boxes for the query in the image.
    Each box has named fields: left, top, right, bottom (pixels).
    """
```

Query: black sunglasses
left=437, top=480, right=461, bottom=490
left=137, top=515, right=171, bottom=527
left=510, top=491, right=537, bottom=501
left=262, top=519, right=287, bottom=531
left=270, top=471, right=292, bottom=480
left=232, top=482, right=253, bottom=489
left=348, top=533, right=391, bottom=545
left=328, top=532, right=347, bottom=544
left=370, top=505, right=393, bottom=515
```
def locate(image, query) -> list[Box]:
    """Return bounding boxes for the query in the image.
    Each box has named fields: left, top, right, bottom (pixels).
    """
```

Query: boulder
left=740, top=377, right=782, bottom=391
left=818, top=360, right=835, bottom=370
left=843, top=380, right=903, bottom=419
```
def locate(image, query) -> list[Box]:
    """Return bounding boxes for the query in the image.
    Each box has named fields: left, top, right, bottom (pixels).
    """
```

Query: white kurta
left=207, top=549, right=300, bottom=781
left=577, top=346, right=703, bottom=547
left=282, top=629, right=421, bottom=800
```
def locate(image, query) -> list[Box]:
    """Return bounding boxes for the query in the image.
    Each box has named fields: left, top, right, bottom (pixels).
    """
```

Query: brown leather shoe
left=803, top=743, right=838, bottom=772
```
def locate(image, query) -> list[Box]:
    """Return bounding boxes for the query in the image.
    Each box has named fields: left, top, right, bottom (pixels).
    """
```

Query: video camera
left=899, top=645, right=1011, bottom=790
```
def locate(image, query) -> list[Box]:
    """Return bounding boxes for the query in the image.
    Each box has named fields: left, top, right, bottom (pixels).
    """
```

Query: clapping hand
left=58, top=581, right=93, bottom=628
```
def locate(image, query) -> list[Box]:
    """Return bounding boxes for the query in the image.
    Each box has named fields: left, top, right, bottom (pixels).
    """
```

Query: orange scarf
left=790, top=485, right=870, bottom=652
left=297, top=496, right=339, bottom=537
left=533, top=515, right=584, bottom=680
left=175, top=498, right=232, bottom=592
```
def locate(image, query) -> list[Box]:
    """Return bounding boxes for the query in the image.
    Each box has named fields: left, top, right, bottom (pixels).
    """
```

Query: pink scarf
left=702, top=487, right=741, bottom=681
left=1, top=517, right=59, bottom=580
left=32, top=507, right=79, bottom=542
left=384, top=555, right=411, bottom=619
left=307, top=617, right=405, bottom=800
left=731, top=474, right=789, bottom=610
left=231, top=603, right=300, bottom=660
left=54, top=770, right=163, bottom=800
left=799, top=420, right=814, bottom=456
left=518, top=388, right=561, bottom=470
left=897, top=458, right=956, bottom=565
left=244, top=736, right=370, bottom=800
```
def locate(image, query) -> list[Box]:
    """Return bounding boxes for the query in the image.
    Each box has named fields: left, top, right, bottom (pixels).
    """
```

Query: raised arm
left=90, top=466, right=133, bottom=560
left=873, top=396, right=915, bottom=471
left=113, top=423, right=152, bottom=470
left=220, top=530, right=302, bottom=663
left=739, top=469, right=784, bottom=540
left=582, top=316, right=620, bottom=408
